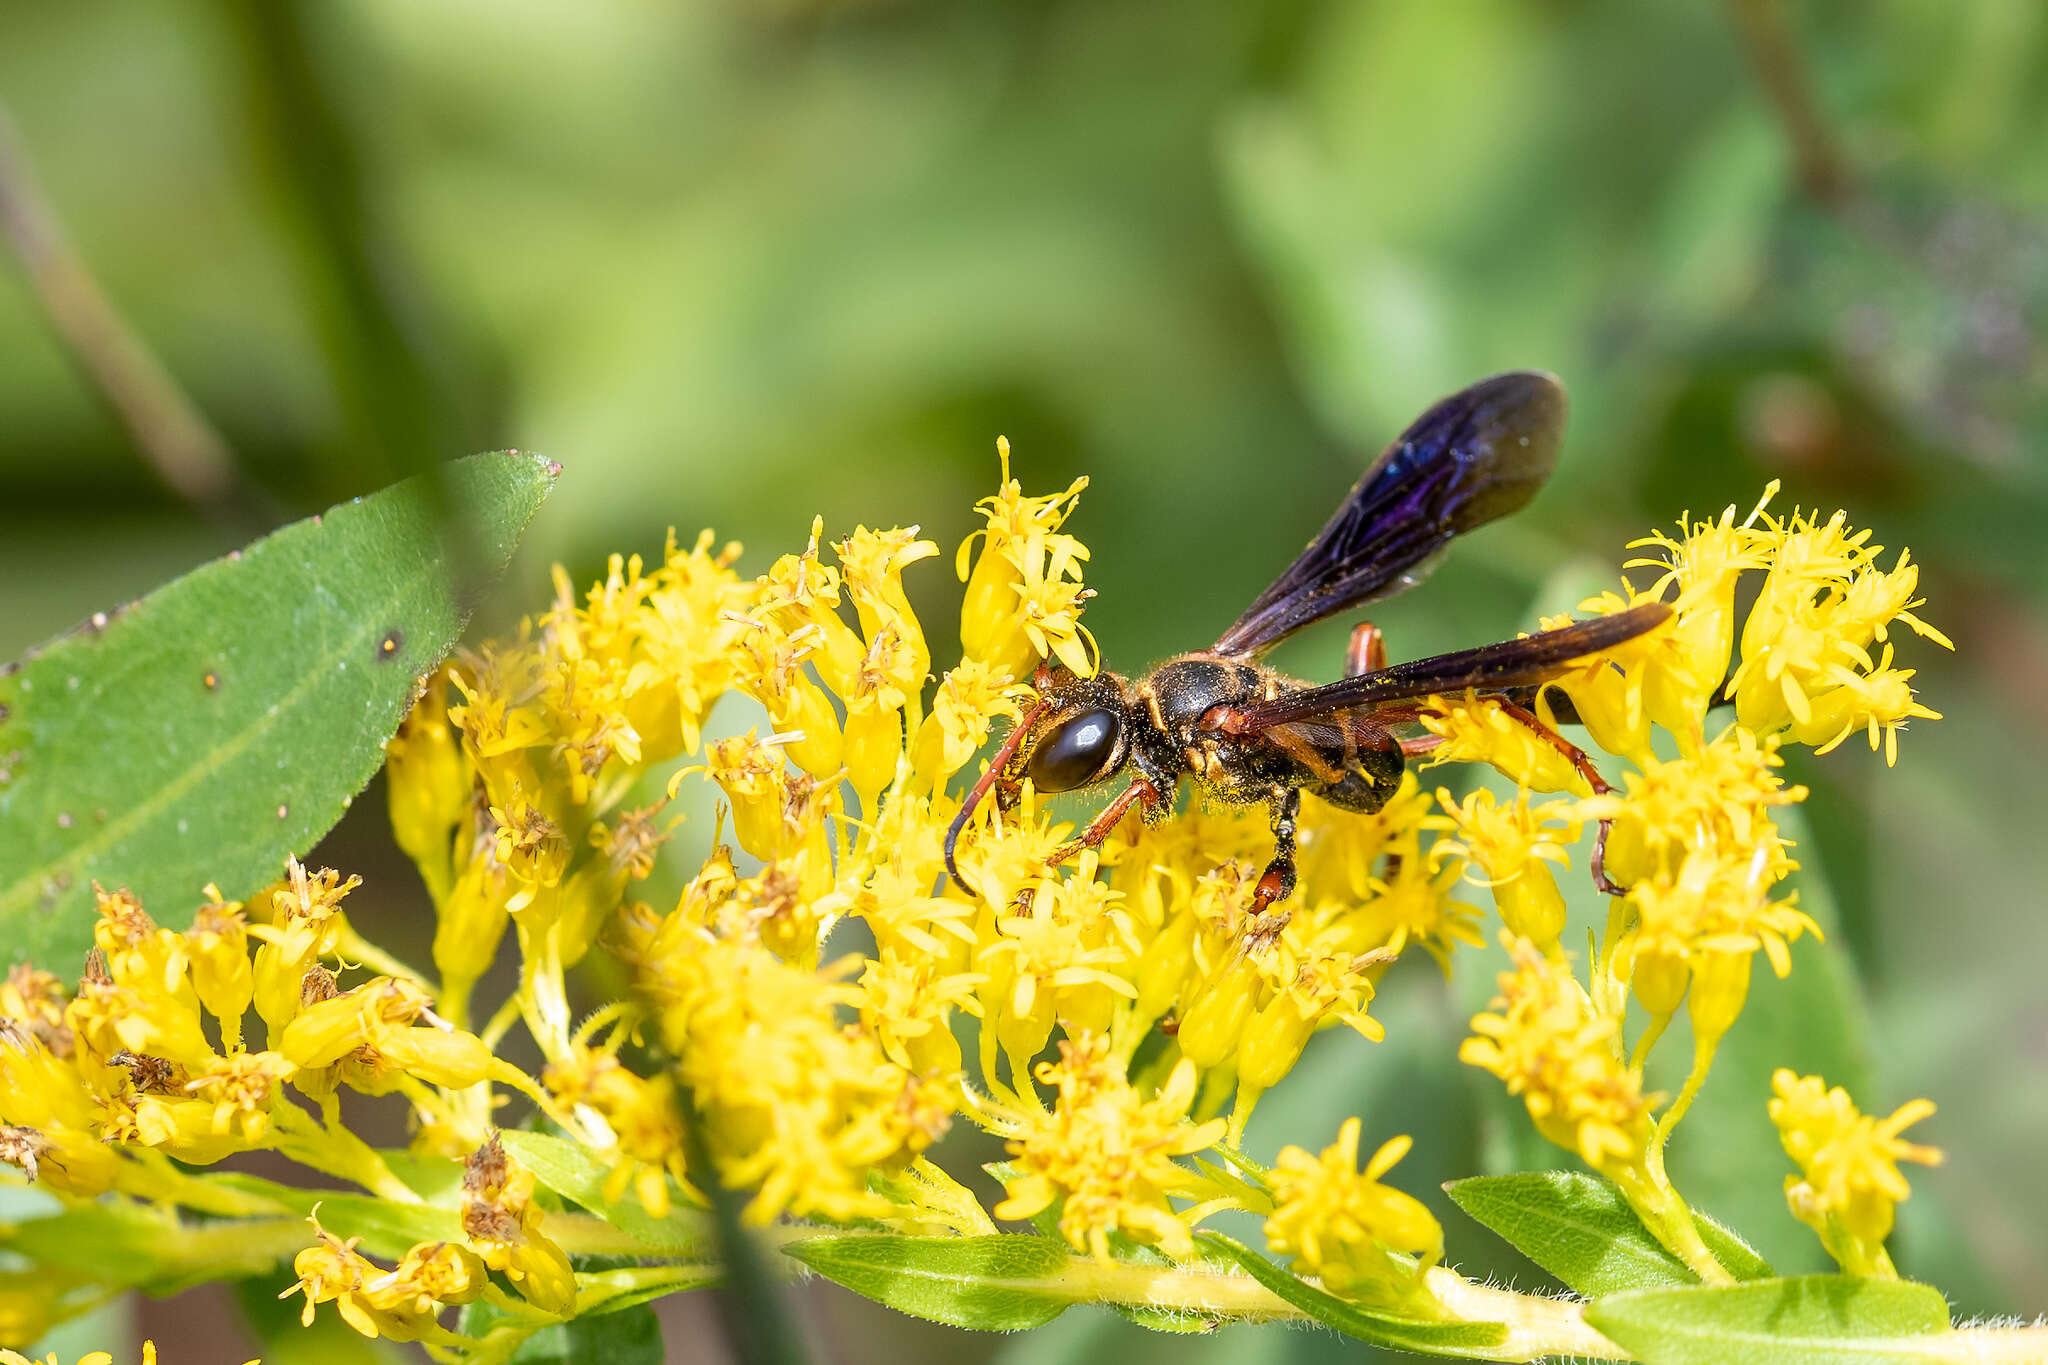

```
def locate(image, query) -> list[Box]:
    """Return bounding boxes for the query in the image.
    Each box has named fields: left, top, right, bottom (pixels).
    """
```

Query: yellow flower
left=1340, top=830, right=1485, bottom=970
left=0, top=1122, right=119, bottom=1198
left=1433, top=788, right=1578, bottom=950
left=1234, top=940, right=1392, bottom=1132
left=1460, top=937, right=1657, bottom=1173
left=1265, top=1119, right=1444, bottom=1315
left=955, top=439, right=1097, bottom=680
left=1769, top=1070, right=1941, bottom=1277
left=543, top=1042, right=691, bottom=1217
left=755, top=518, right=867, bottom=697
left=625, top=888, right=952, bottom=1224
left=1419, top=696, right=1590, bottom=795
left=993, top=1033, right=1226, bottom=1260
left=184, top=889, right=253, bottom=1040
left=859, top=949, right=985, bottom=1078
left=731, top=616, right=845, bottom=780
left=1622, top=847, right=1818, bottom=1040
left=0, top=965, right=71, bottom=1057
left=361, top=1241, right=490, bottom=1317
left=911, top=658, right=1027, bottom=793
left=1576, top=727, right=1803, bottom=892
left=977, top=855, right=1138, bottom=1066
left=383, top=667, right=472, bottom=903
left=1, top=1345, right=230, bottom=1365
left=461, top=1136, right=579, bottom=1315
left=837, top=524, right=940, bottom=691
left=248, top=859, right=359, bottom=1038
left=281, top=1217, right=445, bottom=1341
left=1726, top=499, right=1950, bottom=756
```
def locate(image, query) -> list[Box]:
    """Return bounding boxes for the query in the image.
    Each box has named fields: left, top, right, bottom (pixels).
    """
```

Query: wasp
left=943, top=371, right=1672, bottom=912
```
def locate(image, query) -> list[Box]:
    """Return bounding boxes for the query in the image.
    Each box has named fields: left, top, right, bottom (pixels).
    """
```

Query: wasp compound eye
left=1026, top=708, right=1122, bottom=793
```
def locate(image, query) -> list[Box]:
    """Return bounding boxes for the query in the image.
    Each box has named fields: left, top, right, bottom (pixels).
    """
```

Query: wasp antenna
left=942, top=694, right=1049, bottom=895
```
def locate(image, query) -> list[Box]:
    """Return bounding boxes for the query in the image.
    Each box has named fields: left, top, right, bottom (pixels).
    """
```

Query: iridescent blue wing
left=1213, top=371, right=1568, bottom=658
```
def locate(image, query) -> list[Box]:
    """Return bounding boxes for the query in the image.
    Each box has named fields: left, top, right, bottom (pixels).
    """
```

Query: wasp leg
left=1345, top=621, right=1388, bottom=677
left=1492, top=697, right=1626, bottom=895
left=1047, top=775, right=1163, bottom=868
left=1250, top=785, right=1302, bottom=916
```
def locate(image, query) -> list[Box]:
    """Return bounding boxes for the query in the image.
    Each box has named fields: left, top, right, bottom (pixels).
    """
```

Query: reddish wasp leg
left=1047, top=775, right=1162, bottom=869
left=943, top=676, right=1057, bottom=894
left=1345, top=621, right=1388, bottom=677
left=1250, top=785, right=1303, bottom=915
left=1399, top=734, right=1445, bottom=759
left=1492, top=698, right=1625, bottom=896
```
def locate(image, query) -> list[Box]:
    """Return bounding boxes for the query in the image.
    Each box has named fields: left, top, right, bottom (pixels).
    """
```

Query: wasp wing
left=1227, top=603, right=1671, bottom=729
left=1213, top=371, right=1568, bottom=658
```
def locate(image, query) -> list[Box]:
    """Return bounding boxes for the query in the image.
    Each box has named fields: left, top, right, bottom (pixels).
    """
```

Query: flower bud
left=1176, top=957, right=1263, bottom=1072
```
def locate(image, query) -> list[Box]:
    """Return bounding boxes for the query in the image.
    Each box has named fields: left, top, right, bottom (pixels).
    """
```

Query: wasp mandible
left=944, top=371, right=1671, bottom=912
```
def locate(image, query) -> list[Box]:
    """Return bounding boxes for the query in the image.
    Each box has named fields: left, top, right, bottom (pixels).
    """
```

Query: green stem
left=271, top=1102, right=421, bottom=1204
left=1610, top=1162, right=1733, bottom=1285
left=120, top=1150, right=294, bottom=1219
left=1648, top=1033, right=1720, bottom=1183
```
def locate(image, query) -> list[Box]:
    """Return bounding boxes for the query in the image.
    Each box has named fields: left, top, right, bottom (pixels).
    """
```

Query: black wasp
left=944, top=372, right=1671, bottom=913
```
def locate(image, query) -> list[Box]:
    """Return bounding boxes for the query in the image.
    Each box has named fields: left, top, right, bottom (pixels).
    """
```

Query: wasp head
left=944, top=666, right=1134, bottom=891
left=998, top=670, right=1133, bottom=809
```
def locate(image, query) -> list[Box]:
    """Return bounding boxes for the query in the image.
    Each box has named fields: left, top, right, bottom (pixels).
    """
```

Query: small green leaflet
left=497, top=1129, right=707, bottom=1257
left=0, top=451, right=556, bottom=968
left=785, top=1233, right=1075, bottom=1331
left=1586, top=1275, right=1954, bottom=1365
left=1195, top=1232, right=1510, bottom=1358
left=1445, top=1170, right=1773, bottom=1295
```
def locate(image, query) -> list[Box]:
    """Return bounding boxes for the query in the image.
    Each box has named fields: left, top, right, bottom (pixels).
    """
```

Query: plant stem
left=1610, top=1163, right=1733, bottom=1285
left=0, top=102, right=244, bottom=516
left=336, top=926, right=435, bottom=993
left=1015, top=1254, right=1623, bottom=1361
left=1724, top=0, right=1854, bottom=209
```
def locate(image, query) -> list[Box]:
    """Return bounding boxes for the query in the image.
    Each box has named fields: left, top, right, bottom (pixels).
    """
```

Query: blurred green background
left=3, top=1, right=2046, bottom=1361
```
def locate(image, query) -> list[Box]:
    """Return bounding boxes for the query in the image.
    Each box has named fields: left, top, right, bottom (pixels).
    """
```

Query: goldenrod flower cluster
left=1264, top=1119, right=1444, bottom=1317
left=1769, top=1069, right=1942, bottom=1278
left=1445, top=484, right=1947, bottom=1279
left=0, top=461, right=1952, bottom=1354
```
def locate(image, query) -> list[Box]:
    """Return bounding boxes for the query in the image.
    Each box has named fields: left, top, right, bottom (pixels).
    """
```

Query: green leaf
left=497, top=1129, right=707, bottom=1257
left=1195, top=1233, right=1509, bottom=1358
left=0, top=451, right=557, bottom=968
left=204, top=1174, right=464, bottom=1260
left=2, top=1203, right=305, bottom=1294
left=1446, top=1170, right=1772, bottom=1295
left=784, top=1233, right=1075, bottom=1332
left=1587, top=1275, right=1954, bottom=1365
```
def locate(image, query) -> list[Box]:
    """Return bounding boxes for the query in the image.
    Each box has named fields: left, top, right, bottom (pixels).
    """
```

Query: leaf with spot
left=0, top=452, right=556, bottom=968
